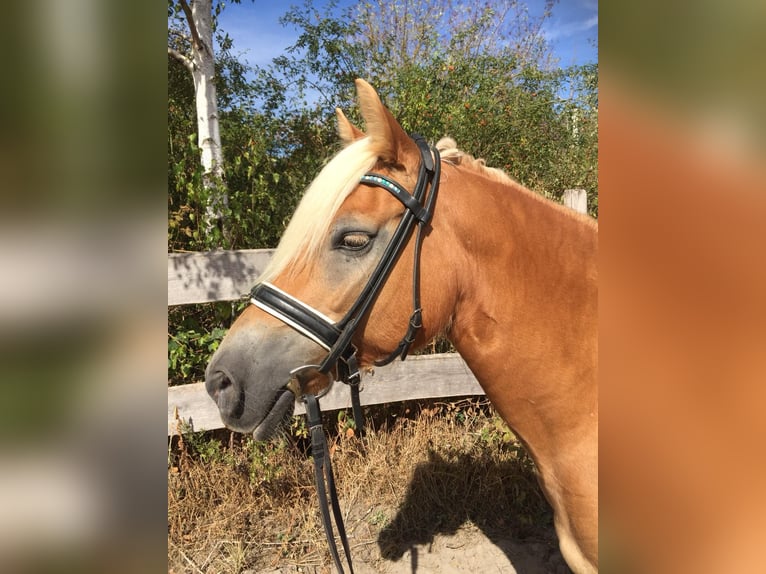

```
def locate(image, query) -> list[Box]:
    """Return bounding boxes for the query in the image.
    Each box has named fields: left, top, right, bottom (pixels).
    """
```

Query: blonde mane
left=436, top=137, right=517, bottom=185
left=436, top=137, right=596, bottom=226
left=259, top=137, right=379, bottom=281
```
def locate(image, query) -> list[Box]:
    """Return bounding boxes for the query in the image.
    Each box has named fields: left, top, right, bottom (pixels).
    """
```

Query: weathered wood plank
left=168, top=353, right=483, bottom=435
left=562, top=188, right=588, bottom=214
left=168, top=249, right=274, bottom=305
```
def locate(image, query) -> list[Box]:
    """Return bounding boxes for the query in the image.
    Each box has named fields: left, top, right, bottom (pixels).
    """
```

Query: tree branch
left=168, top=28, right=191, bottom=44
left=179, top=0, right=204, bottom=52
left=168, top=47, right=194, bottom=74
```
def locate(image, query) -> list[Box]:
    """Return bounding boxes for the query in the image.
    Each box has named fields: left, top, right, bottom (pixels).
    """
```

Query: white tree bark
left=170, top=0, right=228, bottom=241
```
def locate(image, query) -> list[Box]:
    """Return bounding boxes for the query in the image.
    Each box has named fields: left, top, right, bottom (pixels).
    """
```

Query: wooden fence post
left=563, top=189, right=588, bottom=214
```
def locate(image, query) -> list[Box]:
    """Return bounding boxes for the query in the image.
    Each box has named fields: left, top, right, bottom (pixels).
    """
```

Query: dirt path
left=252, top=523, right=570, bottom=574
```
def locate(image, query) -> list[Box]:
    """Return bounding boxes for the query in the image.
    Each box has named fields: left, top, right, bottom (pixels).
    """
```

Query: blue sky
left=542, top=0, right=598, bottom=67
left=218, top=0, right=597, bottom=71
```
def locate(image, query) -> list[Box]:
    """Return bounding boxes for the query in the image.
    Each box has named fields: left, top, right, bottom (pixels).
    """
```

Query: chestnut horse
left=206, top=79, right=598, bottom=573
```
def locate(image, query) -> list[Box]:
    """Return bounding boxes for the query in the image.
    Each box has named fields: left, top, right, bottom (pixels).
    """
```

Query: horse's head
left=205, top=80, right=458, bottom=438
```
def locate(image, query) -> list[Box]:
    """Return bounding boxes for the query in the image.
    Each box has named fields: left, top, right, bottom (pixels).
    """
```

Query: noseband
left=249, top=134, right=440, bottom=409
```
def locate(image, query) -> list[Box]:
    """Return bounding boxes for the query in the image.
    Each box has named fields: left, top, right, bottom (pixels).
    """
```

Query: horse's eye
left=339, top=232, right=372, bottom=251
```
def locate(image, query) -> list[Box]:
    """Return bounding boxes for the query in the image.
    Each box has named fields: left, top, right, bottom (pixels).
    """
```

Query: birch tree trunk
left=169, top=0, right=228, bottom=243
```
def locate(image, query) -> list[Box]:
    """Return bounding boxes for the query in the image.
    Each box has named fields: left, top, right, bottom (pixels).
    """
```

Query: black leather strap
left=412, top=132, right=434, bottom=171
left=361, top=174, right=429, bottom=222
left=305, top=394, right=355, bottom=574
left=338, top=350, right=364, bottom=434
left=250, top=282, right=340, bottom=351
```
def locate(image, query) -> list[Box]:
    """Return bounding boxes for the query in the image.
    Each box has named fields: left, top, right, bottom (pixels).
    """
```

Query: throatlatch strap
left=304, top=394, right=355, bottom=574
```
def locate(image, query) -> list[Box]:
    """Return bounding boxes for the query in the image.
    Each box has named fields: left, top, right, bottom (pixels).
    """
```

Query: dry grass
left=168, top=398, right=558, bottom=573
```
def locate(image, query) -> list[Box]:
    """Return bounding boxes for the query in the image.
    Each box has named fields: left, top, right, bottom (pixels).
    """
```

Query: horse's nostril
left=205, top=369, right=234, bottom=401
left=205, top=368, right=246, bottom=421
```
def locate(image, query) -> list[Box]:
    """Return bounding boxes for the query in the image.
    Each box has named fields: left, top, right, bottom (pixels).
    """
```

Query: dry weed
left=168, top=399, right=556, bottom=573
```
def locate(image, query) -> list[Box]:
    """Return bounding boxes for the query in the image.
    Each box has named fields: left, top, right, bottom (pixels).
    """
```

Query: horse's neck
left=444, top=170, right=598, bottom=452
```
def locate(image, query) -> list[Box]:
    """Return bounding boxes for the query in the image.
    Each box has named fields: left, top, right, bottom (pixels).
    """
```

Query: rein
left=249, top=134, right=440, bottom=573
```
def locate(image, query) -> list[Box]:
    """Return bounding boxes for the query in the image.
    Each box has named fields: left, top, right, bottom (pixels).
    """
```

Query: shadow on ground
left=376, top=449, right=571, bottom=573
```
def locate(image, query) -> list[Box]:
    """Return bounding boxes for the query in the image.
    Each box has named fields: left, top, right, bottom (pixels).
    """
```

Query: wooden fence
left=167, top=192, right=587, bottom=435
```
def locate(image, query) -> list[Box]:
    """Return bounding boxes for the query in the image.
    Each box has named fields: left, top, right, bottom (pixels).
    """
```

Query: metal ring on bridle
left=287, top=364, right=334, bottom=400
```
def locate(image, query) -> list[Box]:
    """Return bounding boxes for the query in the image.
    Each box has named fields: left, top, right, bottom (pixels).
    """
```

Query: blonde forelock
left=259, top=137, right=379, bottom=281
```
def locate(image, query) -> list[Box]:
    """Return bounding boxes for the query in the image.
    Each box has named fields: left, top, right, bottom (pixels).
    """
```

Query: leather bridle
left=250, top=133, right=440, bottom=420
left=247, top=134, right=440, bottom=573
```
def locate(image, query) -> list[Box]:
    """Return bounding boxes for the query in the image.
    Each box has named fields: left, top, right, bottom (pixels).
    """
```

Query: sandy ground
left=252, top=523, right=570, bottom=574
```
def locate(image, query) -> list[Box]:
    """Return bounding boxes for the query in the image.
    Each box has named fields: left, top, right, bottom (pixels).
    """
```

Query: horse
left=205, top=79, right=598, bottom=574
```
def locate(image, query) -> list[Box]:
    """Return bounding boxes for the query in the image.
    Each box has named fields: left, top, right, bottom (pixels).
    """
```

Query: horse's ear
left=335, top=108, right=365, bottom=145
left=355, top=78, right=418, bottom=164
